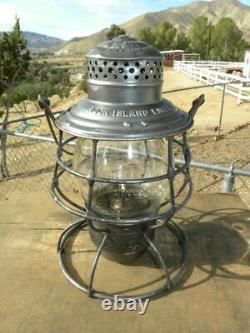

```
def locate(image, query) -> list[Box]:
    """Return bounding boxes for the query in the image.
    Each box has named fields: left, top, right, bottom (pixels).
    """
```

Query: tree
left=175, top=32, right=190, bottom=51
left=188, top=16, right=211, bottom=59
left=106, top=24, right=126, bottom=40
left=138, top=21, right=180, bottom=51
left=210, top=17, right=247, bottom=61
left=154, top=21, right=177, bottom=51
left=0, top=18, right=30, bottom=178
left=138, top=27, right=154, bottom=47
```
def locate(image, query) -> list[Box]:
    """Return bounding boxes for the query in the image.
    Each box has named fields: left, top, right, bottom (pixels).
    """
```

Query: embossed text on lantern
left=88, top=106, right=166, bottom=118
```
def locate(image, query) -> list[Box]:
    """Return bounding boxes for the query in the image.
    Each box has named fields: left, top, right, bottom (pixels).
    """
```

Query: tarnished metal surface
left=56, top=99, right=193, bottom=140
left=55, top=36, right=195, bottom=140
left=86, top=35, right=162, bottom=59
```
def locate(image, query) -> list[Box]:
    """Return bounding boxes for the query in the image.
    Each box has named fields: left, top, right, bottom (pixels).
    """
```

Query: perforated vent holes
left=87, top=59, right=164, bottom=82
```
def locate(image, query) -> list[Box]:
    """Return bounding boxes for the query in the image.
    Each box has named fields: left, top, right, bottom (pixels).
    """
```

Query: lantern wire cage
left=49, top=129, right=193, bottom=300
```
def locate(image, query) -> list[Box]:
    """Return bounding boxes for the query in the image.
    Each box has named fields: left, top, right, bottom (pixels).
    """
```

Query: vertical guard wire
left=88, top=233, right=108, bottom=296
left=142, top=140, right=150, bottom=178
left=182, top=132, right=193, bottom=196
left=182, top=132, right=191, bottom=168
left=52, top=130, right=63, bottom=190
left=168, top=136, right=176, bottom=213
left=85, top=139, right=108, bottom=296
left=86, top=139, right=98, bottom=212
left=144, top=232, right=172, bottom=289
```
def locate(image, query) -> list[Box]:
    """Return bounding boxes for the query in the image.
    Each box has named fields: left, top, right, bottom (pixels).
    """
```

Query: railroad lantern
left=42, top=35, right=204, bottom=300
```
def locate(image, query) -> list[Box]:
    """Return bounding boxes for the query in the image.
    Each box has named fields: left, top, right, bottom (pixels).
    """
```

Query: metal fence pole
left=217, top=83, right=226, bottom=138
left=221, top=173, right=235, bottom=193
left=221, top=163, right=235, bottom=193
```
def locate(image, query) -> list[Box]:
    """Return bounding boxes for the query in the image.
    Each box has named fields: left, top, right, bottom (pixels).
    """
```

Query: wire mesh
left=0, top=117, right=77, bottom=194
left=0, top=78, right=249, bottom=206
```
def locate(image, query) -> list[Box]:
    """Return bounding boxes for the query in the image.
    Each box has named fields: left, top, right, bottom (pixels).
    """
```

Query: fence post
left=217, top=83, right=226, bottom=138
left=237, top=82, right=242, bottom=105
left=221, top=163, right=235, bottom=193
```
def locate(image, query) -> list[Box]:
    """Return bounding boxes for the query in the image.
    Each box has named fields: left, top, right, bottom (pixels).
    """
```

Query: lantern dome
left=56, top=35, right=193, bottom=140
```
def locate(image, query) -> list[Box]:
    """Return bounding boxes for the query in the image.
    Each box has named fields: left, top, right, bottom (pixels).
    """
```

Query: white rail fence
left=175, top=60, right=244, bottom=69
left=174, top=61, right=250, bottom=104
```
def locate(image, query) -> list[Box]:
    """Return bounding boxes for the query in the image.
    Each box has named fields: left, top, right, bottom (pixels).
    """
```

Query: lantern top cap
left=55, top=36, right=204, bottom=141
left=86, top=35, right=162, bottom=60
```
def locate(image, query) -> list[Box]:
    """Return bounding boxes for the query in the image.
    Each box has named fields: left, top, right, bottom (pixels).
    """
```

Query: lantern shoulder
left=55, top=97, right=193, bottom=140
left=86, top=35, right=162, bottom=60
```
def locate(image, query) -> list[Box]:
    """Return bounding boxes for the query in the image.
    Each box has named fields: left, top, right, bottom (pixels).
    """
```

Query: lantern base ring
left=57, top=218, right=187, bottom=301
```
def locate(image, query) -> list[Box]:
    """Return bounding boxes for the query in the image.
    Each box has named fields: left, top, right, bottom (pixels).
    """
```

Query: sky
left=0, top=0, right=250, bottom=40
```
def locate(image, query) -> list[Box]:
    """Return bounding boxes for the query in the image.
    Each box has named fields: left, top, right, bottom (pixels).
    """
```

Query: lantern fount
left=43, top=35, right=205, bottom=300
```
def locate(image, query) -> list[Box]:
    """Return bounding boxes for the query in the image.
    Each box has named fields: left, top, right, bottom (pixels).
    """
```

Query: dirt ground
left=162, top=68, right=250, bottom=136
left=1, top=191, right=249, bottom=333
left=189, top=125, right=250, bottom=208
left=161, top=69, right=250, bottom=207
left=1, top=67, right=250, bottom=207
left=6, top=67, right=250, bottom=136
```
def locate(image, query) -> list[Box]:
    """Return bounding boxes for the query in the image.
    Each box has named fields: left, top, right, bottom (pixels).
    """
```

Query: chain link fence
left=0, top=115, right=77, bottom=195
left=1, top=134, right=55, bottom=192
left=1, top=80, right=249, bottom=203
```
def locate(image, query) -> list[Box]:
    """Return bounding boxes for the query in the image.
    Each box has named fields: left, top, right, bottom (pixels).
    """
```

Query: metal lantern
left=42, top=35, right=205, bottom=300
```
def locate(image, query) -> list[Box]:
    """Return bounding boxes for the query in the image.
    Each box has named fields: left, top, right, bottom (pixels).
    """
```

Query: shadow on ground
left=60, top=207, right=250, bottom=298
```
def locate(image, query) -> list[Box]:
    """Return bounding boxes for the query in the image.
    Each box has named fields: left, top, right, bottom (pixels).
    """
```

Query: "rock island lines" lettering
left=89, top=106, right=167, bottom=118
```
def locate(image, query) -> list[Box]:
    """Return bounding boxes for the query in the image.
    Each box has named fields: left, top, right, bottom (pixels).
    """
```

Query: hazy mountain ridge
left=23, top=32, right=64, bottom=51
left=0, top=31, right=64, bottom=51
left=56, top=0, right=250, bottom=56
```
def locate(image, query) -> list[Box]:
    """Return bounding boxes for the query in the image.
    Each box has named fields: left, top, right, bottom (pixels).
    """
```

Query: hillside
left=0, top=31, right=64, bottom=52
left=23, top=32, right=64, bottom=51
left=56, top=0, right=250, bottom=56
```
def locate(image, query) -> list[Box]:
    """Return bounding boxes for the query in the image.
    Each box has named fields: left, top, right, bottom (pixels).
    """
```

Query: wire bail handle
left=188, top=94, right=205, bottom=119
left=37, top=94, right=58, bottom=145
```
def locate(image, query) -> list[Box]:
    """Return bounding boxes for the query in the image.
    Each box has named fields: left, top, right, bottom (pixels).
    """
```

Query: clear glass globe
left=73, top=139, right=170, bottom=219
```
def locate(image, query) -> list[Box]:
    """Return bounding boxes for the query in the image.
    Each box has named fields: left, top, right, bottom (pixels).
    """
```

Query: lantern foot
left=57, top=219, right=187, bottom=301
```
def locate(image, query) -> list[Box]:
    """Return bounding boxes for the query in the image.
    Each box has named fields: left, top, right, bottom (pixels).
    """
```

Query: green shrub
left=0, top=82, right=67, bottom=109
left=79, top=80, right=88, bottom=93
